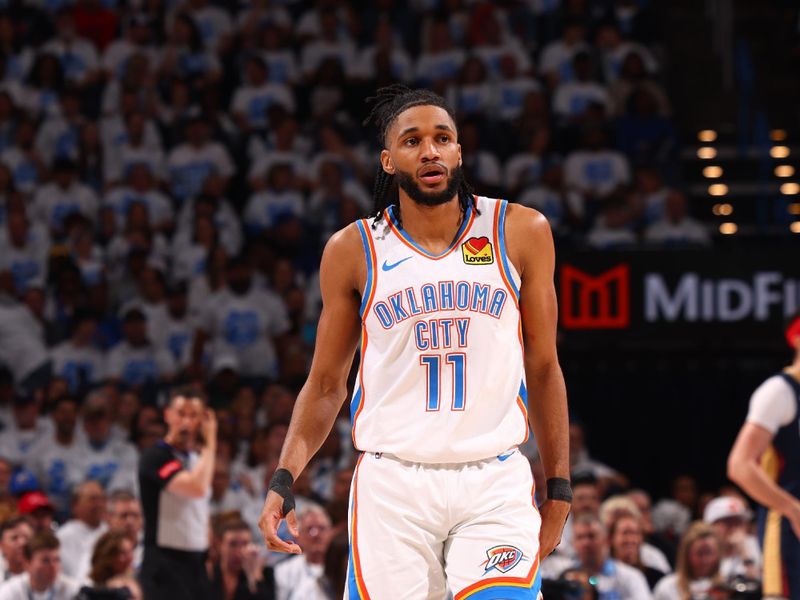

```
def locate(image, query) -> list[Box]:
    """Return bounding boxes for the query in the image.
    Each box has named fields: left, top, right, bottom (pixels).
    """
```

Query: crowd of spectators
left=0, top=0, right=739, bottom=598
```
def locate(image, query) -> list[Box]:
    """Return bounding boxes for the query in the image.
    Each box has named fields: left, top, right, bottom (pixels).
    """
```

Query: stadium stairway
left=656, top=0, right=800, bottom=240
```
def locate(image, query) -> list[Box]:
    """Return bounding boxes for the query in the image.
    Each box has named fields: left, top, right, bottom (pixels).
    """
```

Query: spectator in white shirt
left=0, top=208, right=49, bottom=296
left=34, top=88, right=84, bottom=168
left=167, top=114, right=234, bottom=204
left=0, top=531, right=80, bottom=600
left=41, top=11, right=99, bottom=87
left=244, top=163, right=304, bottom=235
left=160, top=282, right=194, bottom=372
left=653, top=522, right=724, bottom=600
left=355, top=17, right=413, bottom=83
left=104, top=163, right=174, bottom=232
left=26, top=395, right=80, bottom=519
left=553, top=51, right=611, bottom=123
left=448, top=56, right=494, bottom=118
left=49, top=310, right=106, bottom=394
left=106, top=308, right=176, bottom=389
left=300, top=8, right=356, bottom=80
left=1, top=118, right=45, bottom=196
left=644, top=191, right=710, bottom=247
left=185, top=0, right=234, bottom=53
left=56, top=480, right=108, bottom=583
left=102, top=14, right=159, bottom=81
left=257, top=23, right=299, bottom=86
left=192, top=256, right=290, bottom=381
left=415, top=19, right=466, bottom=90
left=586, top=198, right=637, bottom=249
left=274, top=505, right=333, bottom=600
left=70, top=397, right=139, bottom=493
left=231, top=55, right=295, bottom=133
left=119, top=266, right=170, bottom=354
left=538, top=18, right=590, bottom=87
left=595, top=22, right=658, bottom=84
left=158, top=13, right=222, bottom=85
left=0, top=294, right=50, bottom=393
left=470, top=9, right=532, bottom=79
left=0, top=395, right=50, bottom=468
left=0, top=517, right=33, bottom=582
left=104, top=113, right=167, bottom=186
left=32, top=158, right=99, bottom=239
left=564, top=128, right=630, bottom=202
left=494, top=55, right=541, bottom=122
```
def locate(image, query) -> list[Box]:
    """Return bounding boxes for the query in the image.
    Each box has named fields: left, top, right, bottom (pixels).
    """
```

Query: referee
left=138, top=386, right=216, bottom=600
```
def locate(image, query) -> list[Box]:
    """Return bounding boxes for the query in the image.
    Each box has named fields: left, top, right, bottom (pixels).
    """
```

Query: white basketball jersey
left=351, top=196, right=529, bottom=463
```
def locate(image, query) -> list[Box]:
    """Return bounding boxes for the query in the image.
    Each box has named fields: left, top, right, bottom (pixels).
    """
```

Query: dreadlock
left=362, top=84, right=477, bottom=229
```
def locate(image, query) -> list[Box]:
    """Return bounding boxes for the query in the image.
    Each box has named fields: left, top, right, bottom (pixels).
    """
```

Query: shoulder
left=319, top=222, right=366, bottom=286
left=502, top=202, right=554, bottom=275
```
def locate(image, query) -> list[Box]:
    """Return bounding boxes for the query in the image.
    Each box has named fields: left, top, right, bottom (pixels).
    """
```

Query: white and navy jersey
left=351, top=196, right=528, bottom=464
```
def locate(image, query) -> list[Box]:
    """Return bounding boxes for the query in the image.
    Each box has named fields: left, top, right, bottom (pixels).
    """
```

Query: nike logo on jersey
left=382, top=256, right=413, bottom=271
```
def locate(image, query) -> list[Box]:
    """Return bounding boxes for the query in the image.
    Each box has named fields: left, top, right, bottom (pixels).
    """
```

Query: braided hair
left=362, top=84, right=476, bottom=229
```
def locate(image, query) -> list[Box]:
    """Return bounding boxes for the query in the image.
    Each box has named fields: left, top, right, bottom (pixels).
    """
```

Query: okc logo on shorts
left=461, top=236, right=494, bottom=265
left=481, top=545, right=524, bottom=574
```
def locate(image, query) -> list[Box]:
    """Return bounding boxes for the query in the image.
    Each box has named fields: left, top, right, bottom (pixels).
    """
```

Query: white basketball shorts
left=344, top=448, right=542, bottom=599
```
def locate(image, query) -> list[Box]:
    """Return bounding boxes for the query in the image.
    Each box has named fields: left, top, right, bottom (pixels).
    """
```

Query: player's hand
left=787, top=503, right=800, bottom=540
left=258, top=490, right=302, bottom=554
left=201, top=408, right=217, bottom=444
left=538, top=499, right=571, bottom=558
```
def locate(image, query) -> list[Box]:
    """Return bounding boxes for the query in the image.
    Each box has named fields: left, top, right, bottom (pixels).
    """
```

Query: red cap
left=17, top=491, right=54, bottom=514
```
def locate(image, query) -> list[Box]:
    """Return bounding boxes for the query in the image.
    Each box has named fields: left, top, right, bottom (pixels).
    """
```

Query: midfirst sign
left=558, top=251, right=800, bottom=343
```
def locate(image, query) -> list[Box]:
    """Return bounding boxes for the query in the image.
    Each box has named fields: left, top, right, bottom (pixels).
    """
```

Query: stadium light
left=771, top=129, right=788, bottom=142
left=781, top=183, right=800, bottom=195
left=719, top=222, right=738, bottom=234
left=775, top=165, right=795, bottom=178
left=709, top=184, right=728, bottom=196
left=698, top=130, right=717, bottom=142
left=771, top=146, right=790, bottom=159
left=697, top=147, right=717, bottom=159
left=703, top=166, right=723, bottom=178
left=788, top=204, right=800, bottom=215
left=718, top=203, right=733, bottom=216
left=791, top=222, right=800, bottom=233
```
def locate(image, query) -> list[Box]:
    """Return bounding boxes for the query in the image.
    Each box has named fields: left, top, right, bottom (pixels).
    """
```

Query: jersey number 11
left=420, top=353, right=466, bottom=412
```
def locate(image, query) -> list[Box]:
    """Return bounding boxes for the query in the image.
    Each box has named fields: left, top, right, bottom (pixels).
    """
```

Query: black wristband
left=547, top=477, right=573, bottom=503
left=268, top=468, right=296, bottom=516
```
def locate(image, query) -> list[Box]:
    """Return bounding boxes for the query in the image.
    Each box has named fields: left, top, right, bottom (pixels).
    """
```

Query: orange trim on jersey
left=362, top=220, right=379, bottom=318
left=351, top=327, right=369, bottom=447
left=455, top=554, right=540, bottom=599
left=492, top=200, right=520, bottom=308
left=386, top=206, right=476, bottom=260
left=350, top=453, right=372, bottom=600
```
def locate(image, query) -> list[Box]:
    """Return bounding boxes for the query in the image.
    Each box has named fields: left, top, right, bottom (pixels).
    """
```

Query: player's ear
left=457, top=143, right=462, bottom=167
left=380, top=149, right=394, bottom=175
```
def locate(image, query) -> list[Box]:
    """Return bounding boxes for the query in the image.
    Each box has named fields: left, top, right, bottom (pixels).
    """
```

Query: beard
left=394, top=164, right=463, bottom=207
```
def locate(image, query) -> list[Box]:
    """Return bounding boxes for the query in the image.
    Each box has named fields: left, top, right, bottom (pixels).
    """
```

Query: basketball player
left=728, top=309, right=800, bottom=599
left=259, top=86, right=571, bottom=599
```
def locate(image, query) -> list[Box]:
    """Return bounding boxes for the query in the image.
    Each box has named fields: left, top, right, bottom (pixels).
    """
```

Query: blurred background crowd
left=0, top=0, right=796, bottom=597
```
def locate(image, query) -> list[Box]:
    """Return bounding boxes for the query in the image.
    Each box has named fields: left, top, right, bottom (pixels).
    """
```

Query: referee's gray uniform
left=138, top=440, right=211, bottom=600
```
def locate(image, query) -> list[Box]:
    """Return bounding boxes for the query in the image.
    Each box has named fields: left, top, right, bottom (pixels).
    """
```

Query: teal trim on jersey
left=387, top=204, right=473, bottom=258
left=497, top=200, right=520, bottom=299
left=355, top=220, right=374, bottom=318
left=346, top=498, right=361, bottom=599
left=350, top=387, right=362, bottom=425
left=519, top=381, right=528, bottom=409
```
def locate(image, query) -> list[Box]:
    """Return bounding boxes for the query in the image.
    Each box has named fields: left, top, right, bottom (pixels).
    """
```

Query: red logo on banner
left=560, top=264, right=630, bottom=329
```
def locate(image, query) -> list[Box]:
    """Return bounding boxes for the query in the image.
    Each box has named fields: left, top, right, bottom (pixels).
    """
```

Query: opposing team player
left=259, top=85, right=571, bottom=599
left=729, top=309, right=800, bottom=599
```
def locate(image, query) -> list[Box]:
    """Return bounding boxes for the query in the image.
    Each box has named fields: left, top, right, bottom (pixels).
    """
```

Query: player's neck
left=396, top=195, right=464, bottom=252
